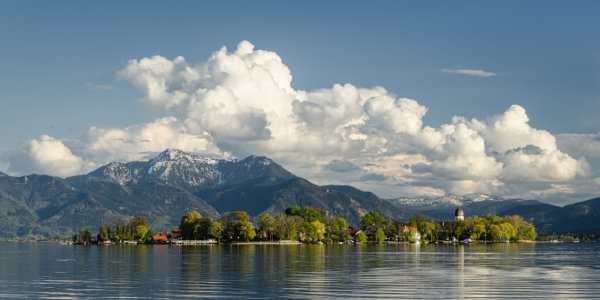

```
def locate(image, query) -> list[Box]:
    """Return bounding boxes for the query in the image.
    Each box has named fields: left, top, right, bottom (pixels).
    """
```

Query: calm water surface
left=0, top=242, right=599, bottom=299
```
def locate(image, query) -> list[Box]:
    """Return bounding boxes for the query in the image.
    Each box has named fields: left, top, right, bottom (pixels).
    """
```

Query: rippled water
left=1, top=242, right=599, bottom=299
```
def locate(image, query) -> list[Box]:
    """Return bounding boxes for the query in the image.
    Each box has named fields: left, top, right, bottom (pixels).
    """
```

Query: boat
left=499, top=229, right=510, bottom=243
left=550, top=233, right=560, bottom=243
left=383, top=241, right=392, bottom=245
left=573, top=239, right=580, bottom=243
left=315, top=241, right=323, bottom=245
left=409, top=241, right=420, bottom=244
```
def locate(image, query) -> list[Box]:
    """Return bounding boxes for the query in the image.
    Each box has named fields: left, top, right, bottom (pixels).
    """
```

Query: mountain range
left=0, top=149, right=598, bottom=237
left=0, top=149, right=413, bottom=237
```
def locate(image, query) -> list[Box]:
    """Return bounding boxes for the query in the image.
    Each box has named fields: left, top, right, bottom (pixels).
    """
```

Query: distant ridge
left=389, top=194, right=544, bottom=220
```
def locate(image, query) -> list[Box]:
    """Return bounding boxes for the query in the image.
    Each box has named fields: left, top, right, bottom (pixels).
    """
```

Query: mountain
left=324, top=185, right=443, bottom=220
left=502, top=197, right=600, bottom=234
left=0, top=149, right=413, bottom=237
left=67, top=149, right=295, bottom=189
left=0, top=171, right=6, bottom=177
left=388, top=194, right=543, bottom=221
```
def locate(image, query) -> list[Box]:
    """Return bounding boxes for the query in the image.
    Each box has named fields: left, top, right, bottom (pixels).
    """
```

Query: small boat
left=409, top=241, right=420, bottom=244
left=499, top=229, right=509, bottom=243
left=573, top=240, right=580, bottom=243
left=550, top=233, right=560, bottom=243
left=383, top=241, right=392, bottom=245
left=315, top=241, right=323, bottom=245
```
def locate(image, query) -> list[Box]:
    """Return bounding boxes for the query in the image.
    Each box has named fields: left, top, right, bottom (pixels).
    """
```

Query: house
left=151, top=236, right=168, bottom=244
left=364, top=224, right=385, bottom=235
left=401, top=225, right=421, bottom=241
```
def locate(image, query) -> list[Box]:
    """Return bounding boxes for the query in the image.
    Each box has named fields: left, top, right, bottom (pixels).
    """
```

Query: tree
left=420, top=221, right=435, bottom=241
left=285, top=206, right=302, bottom=216
left=197, top=217, right=214, bottom=239
left=361, top=212, right=385, bottom=228
left=356, top=231, right=368, bottom=243
left=405, top=228, right=416, bottom=242
left=72, top=234, right=78, bottom=243
left=79, top=228, right=92, bottom=244
left=488, top=224, right=502, bottom=240
left=208, top=222, right=224, bottom=241
left=500, top=223, right=515, bottom=240
left=520, top=223, right=537, bottom=240
left=134, top=225, right=148, bottom=241
left=471, top=223, right=486, bottom=240
left=257, top=214, right=274, bottom=239
left=98, top=226, right=108, bottom=239
left=299, top=207, right=322, bottom=224
left=306, top=221, right=325, bottom=242
left=179, top=211, right=202, bottom=240
left=239, top=221, right=256, bottom=241
left=145, top=230, right=156, bottom=239
left=375, top=228, right=386, bottom=243
left=274, top=213, right=304, bottom=241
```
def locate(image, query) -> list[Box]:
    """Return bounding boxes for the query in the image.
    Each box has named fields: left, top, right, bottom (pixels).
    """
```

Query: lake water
left=1, top=242, right=599, bottom=299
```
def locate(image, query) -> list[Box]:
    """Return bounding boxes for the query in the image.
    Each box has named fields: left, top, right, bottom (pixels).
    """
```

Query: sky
left=0, top=1, right=599, bottom=205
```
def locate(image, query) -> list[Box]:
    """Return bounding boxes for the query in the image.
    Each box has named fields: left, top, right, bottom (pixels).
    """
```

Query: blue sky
left=1, top=1, right=599, bottom=204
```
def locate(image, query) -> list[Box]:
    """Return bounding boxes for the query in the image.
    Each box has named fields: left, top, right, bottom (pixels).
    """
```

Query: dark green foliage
left=361, top=211, right=385, bottom=228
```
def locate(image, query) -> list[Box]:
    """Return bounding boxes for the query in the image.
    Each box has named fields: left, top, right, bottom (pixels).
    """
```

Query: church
left=455, top=206, right=464, bottom=221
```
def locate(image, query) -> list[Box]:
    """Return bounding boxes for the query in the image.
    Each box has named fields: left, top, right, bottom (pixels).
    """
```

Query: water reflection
left=0, top=242, right=599, bottom=299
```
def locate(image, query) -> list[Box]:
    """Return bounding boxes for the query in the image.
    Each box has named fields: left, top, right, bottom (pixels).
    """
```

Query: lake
left=0, top=242, right=599, bottom=299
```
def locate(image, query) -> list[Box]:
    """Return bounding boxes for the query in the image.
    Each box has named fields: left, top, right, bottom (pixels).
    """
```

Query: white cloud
left=4, top=135, right=96, bottom=177
left=82, top=82, right=114, bottom=90
left=1, top=41, right=595, bottom=204
left=440, top=69, right=497, bottom=77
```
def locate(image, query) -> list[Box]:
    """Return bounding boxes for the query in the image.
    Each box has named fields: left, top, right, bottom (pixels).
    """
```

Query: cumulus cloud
left=82, top=82, right=114, bottom=90
left=3, top=135, right=96, bottom=177
left=1, top=41, right=594, bottom=203
left=440, top=69, right=496, bottom=77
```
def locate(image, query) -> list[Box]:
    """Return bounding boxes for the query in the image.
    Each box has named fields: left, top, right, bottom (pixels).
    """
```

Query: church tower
left=455, top=206, right=464, bottom=221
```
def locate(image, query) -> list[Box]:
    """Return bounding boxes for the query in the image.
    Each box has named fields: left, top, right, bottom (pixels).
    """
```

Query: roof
left=152, top=236, right=168, bottom=241
left=455, top=206, right=464, bottom=216
left=169, top=233, right=182, bottom=239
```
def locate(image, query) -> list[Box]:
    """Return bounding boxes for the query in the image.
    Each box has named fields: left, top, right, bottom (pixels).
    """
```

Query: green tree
left=79, top=228, right=92, bottom=244
left=134, top=225, right=148, bottom=241
left=145, top=230, right=156, bottom=239
left=257, top=214, right=274, bottom=239
left=239, top=221, right=256, bottom=241
left=306, top=220, right=325, bottom=242
left=179, top=211, right=202, bottom=239
left=405, top=228, right=416, bottom=242
left=98, top=226, right=108, bottom=239
left=285, top=206, right=302, bottom=216
left=72, top=234, right=78, bottom=243
left=299, top=207, right=322, bottom=224
left=197, top=217, right=214, bottom=239
left=420, top=221, right=436, bottom=241
left=488, top=224, right=502, bottom=240
left=500, top=223, right=515, bottom=240
left=520, top=223, right=537, bottom=240
left=471, top=223, right=486, bottom=240
left=356, top=231, right=368, bottom=243
left=208, top=222, right=224, bottom=241
left=274, top=213, right=304, bottom=241
left=375, top=228, right=386, bottom=243
left=361, top=212, right=385, bottom=228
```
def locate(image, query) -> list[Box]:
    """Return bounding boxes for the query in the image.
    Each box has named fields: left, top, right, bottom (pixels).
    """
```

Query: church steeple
left=455, top=206, right=464, bottom=221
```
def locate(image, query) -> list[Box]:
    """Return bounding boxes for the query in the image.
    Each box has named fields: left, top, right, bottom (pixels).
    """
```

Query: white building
left=455, top=206, right=464, bottom=221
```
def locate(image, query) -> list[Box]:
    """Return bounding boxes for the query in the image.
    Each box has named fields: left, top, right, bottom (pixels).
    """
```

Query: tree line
left=73, top=208, right=537, bottom=244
